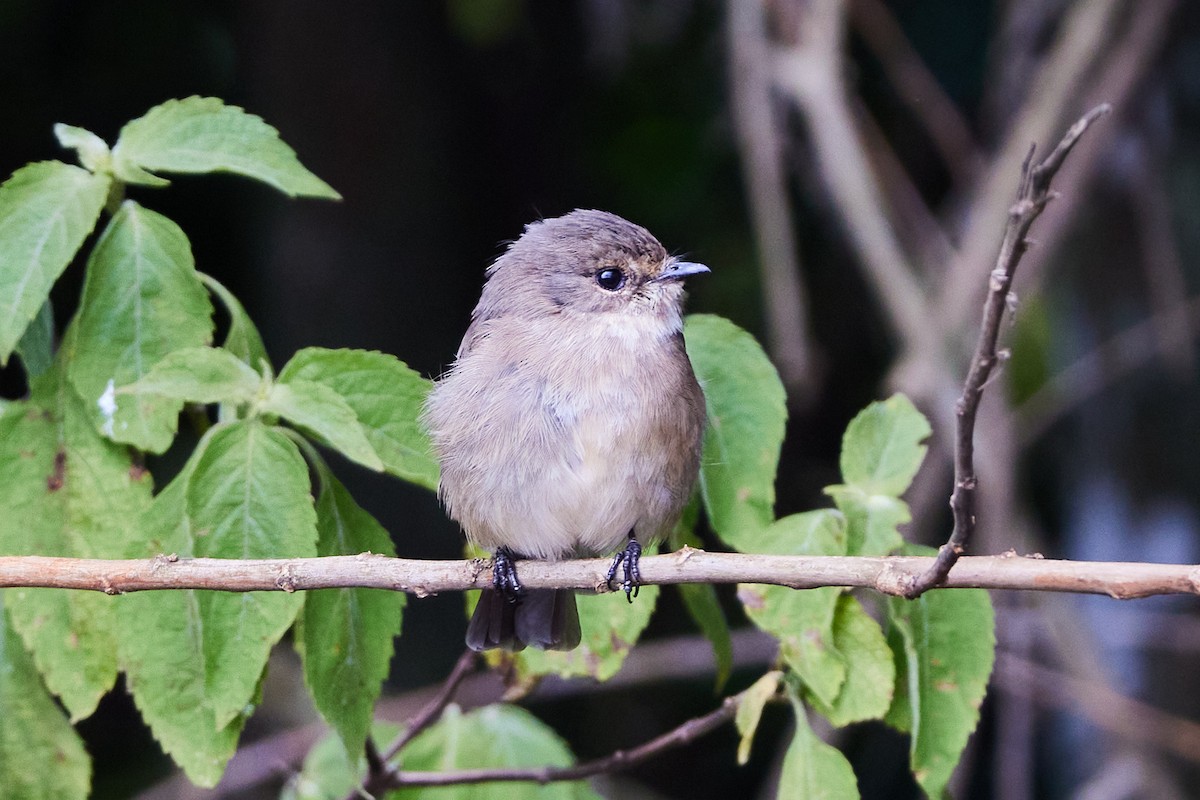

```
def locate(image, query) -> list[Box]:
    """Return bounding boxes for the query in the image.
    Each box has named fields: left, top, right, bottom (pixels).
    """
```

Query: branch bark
left=375, top=694, right=739, bottom=789
left=905, top=104, right=1111, bottom=596
left=2, top=550, right=1199, bottom=599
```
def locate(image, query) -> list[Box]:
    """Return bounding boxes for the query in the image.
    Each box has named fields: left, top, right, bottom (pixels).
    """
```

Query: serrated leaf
left=838, top=395, right=931, bottom=497
left=515, top=583, right=659, bottom=682
left=296, top=465, right=402, bottom=759
left=806, top=595, right=894, bottom=728
left=185, top=421, right=315, bottom=725
left=886, top=548, right=995, bottom=800
left=119, top=420, right=316, bottom=783
left=69, top=200, right=214, bottom=452
left=118, top=466, right=248, bottom=787
left=0, top=595, right=91, bottom=800
left=0, top=357, right=152, bottom=720
left=0, top=161, right=110, bottom=364
left=736, top=670, right=782, bottom=765
left=111, top=97, right=340, bottom=199
left=54, top=124, right=112, bottom=174
left=198, top=272, right=270, bottom=370
left=395, top=704, right=600, bottom=800
left=15, top=299, right=54, bottom=378
left=265, top=379, right=384, bottom=472
left=684, top=314, right=786, bottom=551
left=778, top=687, right=860, bottom=800
left=278, top=347, right=438, bottom=489
left=118, top=346, right=261, bottom=404
left=824, top=486, right=908, bottom=556
left=738, top=511, right=847, bottom=706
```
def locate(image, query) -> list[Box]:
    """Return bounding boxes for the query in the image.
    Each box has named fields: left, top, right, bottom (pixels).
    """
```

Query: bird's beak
left=654, top=260, right=711, bottom=282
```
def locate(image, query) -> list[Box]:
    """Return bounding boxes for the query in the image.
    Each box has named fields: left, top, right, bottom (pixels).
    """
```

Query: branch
left=728, top=0, right=820, bottom=400
left=375, top=694, right=739, bottom=789
left=905, top=104, right=1111, bottom=597
left=354, top=649, right=478, bottom=799
left=771, top=0, right=934, bottom=356
left=995, top=652, right=1200, bottom=764
left=847, top=0, right=982, bottom=187
left=3, top=550, right=1200, bottom=599
left=936, top=0, right=1125, bottom=332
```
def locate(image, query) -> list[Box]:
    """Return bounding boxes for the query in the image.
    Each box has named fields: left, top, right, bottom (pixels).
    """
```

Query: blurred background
left=3, top=0, right=1200, bottom=797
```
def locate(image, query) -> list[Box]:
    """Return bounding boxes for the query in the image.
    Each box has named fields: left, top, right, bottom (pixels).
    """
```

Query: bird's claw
left=493, top=547, right=523, bottom=603
left=605, top=537, right=642, bottom=603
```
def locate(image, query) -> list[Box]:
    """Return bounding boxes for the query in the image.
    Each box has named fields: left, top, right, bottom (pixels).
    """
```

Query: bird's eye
left=596, top=267, right=626, bottom=291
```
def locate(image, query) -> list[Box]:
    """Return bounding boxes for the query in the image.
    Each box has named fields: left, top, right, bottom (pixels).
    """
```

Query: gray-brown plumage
left=425, top=209, right=708, bottom=651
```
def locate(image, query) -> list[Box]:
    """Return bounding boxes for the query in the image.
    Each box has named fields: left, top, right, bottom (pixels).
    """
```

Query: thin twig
left=1016, top=293, right=1200, bottom=446
left=728, top=0, right=820, bottom=400
left=4, top=549, right=1200, bottom=599
left=847, top=0, right=982, bottom=187
left=906, top=104, right=1112, bottom=597
left=374, top=695, right=740, bottom=789
left=772, top=0, right=933, bottom=356
left=936, top=0, right=1124, bottom=332
left=351, top=649, right=478, bottom=799
left=994, top=652, right=1200, bottom=764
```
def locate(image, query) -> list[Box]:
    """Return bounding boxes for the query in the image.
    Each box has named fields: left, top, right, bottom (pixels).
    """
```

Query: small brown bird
left=425, top=210, right=709, bottom=651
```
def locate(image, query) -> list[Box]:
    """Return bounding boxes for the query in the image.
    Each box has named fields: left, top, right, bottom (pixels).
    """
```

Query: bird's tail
left=466, top=588, right=581, bottom=652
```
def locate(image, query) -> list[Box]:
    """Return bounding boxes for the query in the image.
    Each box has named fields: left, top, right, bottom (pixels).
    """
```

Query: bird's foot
left=605, top=536, right=642, bottom=603
left=493, top=547, right=523, bottom=603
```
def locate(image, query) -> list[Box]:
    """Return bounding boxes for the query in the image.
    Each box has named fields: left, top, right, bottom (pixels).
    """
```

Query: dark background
left=4, top=1, right=1200, bottom=798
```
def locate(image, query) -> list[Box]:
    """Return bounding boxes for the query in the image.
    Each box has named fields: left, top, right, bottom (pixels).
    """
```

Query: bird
left=424, top=209, right=709, bottom=651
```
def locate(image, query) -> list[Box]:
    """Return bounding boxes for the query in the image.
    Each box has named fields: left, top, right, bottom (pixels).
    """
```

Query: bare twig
left=937, top=0, right=1124, bottom=331
left=1016, top=293, right=1200, bottom=446
left=374, top=695, right=739, bottom=789
left=353, top=649, right=478, bottom=799
left=906, top=104, right=1112, bottom=596
left=4, top=549, right=1200, bottom=599
left=983, top=1, right=1180, bottom=334
left=772, top=0, right=933, bottom=356
left=848, top=0, right=982, bottom=187
left=728, top=0, right=820, bottom=400
left=995, top=652, right=1200, bottom=764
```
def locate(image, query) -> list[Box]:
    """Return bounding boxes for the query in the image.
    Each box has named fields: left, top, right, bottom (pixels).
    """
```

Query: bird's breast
left=428, top=311, right=705, bottom=559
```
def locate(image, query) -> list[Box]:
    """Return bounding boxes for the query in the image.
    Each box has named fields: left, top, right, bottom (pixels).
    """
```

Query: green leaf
left=0, top=161, right=110, bottom=364
left=118, top=346, right=262, bottom=405
left=112, top=97, right=341, bottom=199
left=515, top=584, right=659, bottom=682
left=265, top=379, right=384, bottom=472
left=806, top=595, right=895, bottom=728
left=282, top=722, right=401, bottom=800
left=120, top=420, right=317, bottom=784
left=69, top=201, right=214, bottom=452
left=824, top=486, right=909, bottom=556
left=15, top=299, right=54, bottom=379
left=198, top=272, right=270, bottom=369
left=0, top=596, right=91, bottom=800
left=736, top=670, right=782, bottom=765
left=54, top=123, right=112, bottom=174
left=679, top=583, right=734, bottom=692
left=118, top=470, right=250, bottom=786
left=737, top=511, right=847, bottom=707
left=0, top=358, right=152, bottom=720
left=684, top=314, right=786, bottom=551
left=886, top=550, right=995, bottom=800
left=296, top=465, right=402, bottom=759
left=674, top=505, right=734, bottom=691
left=778, top=687, right=860, bottom=800
left=278, top=348, right=438, bottom=489
left=395, top=704, right=601, bottom=800
left=838, top=395, right=931, bottom=497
